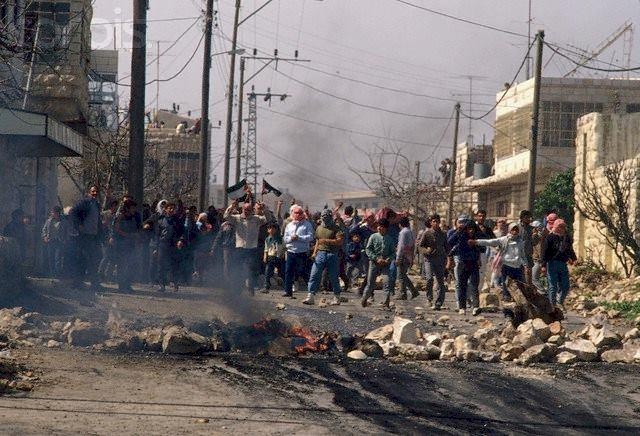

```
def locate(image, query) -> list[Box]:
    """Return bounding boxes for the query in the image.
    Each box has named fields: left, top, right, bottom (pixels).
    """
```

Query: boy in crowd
left=263, top=222, right=285, bottom=292
left=361, top=218, right=394, bottom=308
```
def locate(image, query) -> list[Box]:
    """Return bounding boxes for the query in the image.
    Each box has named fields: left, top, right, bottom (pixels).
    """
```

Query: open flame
left=290, top=326, right=330, bottom=354
left=248, top=319, right=332, bottom=355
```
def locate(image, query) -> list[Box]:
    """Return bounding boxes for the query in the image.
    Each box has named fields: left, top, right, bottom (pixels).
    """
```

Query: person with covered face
left=224, top=199, right=273, bottom=293
left=469, top=222, right=527, bottom=308
left=540, top=219, right=577, bottom=311
left=304, top=209, right=345, bottom=305
left=447, top=217, right=481, bottom=315
left=283, top=205, right=315, bottom=298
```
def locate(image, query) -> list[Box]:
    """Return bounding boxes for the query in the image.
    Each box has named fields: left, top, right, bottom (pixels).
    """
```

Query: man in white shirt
left=282, top=205, right=315, bottom=298
left=224, top=199, right=272, bottom=293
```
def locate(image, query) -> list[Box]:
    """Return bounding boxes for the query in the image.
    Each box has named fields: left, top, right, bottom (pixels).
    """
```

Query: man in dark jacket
left=418, top=214, right=449, bottom=310
left=3, top=208, right=27, bottom=262
left=71, top=185, right=102, bottom=290
left=447, top=218, right=481, bottom=315
left=156, top=202, right=183, bottom=292
left=112, top=199, right=140, bottom=292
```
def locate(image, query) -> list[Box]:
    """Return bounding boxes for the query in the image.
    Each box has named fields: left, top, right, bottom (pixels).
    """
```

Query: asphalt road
left=0, top=279, right=639, bottom=434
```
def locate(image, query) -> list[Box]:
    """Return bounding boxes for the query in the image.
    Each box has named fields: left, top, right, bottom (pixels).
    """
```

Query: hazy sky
left=91, top=0, right=640, bottom=208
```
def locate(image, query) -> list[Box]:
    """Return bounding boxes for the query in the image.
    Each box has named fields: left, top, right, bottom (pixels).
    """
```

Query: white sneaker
left=472, top=307, right=481, bottom=316
left=302, top=293, right=315, bottom=305
left=329, top=296, right=340, bottom=306
left=458, top=309, right=466, bottom=315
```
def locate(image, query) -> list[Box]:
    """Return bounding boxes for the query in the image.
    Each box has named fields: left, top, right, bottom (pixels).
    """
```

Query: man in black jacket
left=71, top=185, right=102, bottom=290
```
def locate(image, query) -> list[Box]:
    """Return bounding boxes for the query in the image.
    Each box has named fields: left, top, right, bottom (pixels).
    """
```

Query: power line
left=283, top=61, right=497, bottom=105
left=420, top=108, right=456, bottom=164
left=90, top=16, right=201, bottom=26
left=390, top=0, right=528, bottom=38
left=266, top=63, right=452, bottom=120
left=260, top=143, right=363, bottom=191
left=460, top=39, right=535, bottom=121
left=544, top=42, right=640, bottom=73
left=259, top=106, right=450, bottom=148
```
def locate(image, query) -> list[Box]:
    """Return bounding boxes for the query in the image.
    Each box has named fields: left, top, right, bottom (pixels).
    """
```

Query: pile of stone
left=354, top=316, right=640, bottom=365
left=0, top=355, right=36, bottom=393
left=570, top=276, right=640, bottom=323
left=0, top=307, right=230, bottom=355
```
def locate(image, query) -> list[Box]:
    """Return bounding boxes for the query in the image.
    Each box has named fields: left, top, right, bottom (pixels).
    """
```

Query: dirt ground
left=1, top=279, right=640, bottom=434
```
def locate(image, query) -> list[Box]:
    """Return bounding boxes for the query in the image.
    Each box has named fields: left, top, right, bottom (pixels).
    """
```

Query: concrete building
left=328, top=190, right=385, bottom=215
left=574, top=112, right=640, bottom=275
left=468, top=77, right=640, bottom=220
left=0, top=0, right=91, bottom=270
left=145, top=110, right=204, bottom=204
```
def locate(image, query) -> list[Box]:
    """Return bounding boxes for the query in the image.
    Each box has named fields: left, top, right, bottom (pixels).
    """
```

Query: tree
left=575, top=161, right=640, bottom=278
left=349, top=142, right=467, bottom=222
left=534, top=169, right=575, bottom=231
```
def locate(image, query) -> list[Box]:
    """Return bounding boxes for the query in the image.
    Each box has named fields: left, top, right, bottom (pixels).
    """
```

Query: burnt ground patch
left=205, top=355, right=640, bottom=434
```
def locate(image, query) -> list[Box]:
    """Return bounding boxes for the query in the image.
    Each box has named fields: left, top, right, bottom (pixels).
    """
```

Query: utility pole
left=526, top=30, right=544, bottom=212
left=413, top=160, right=421, bottom=233
left=128, top=0, right=147, bottom=209
left=235, top=57, right=246, bottom=184
left=447, top=103, right=461, bottom=227
left=223, top=0, right=241, bottom=206
left=198, top=0, right=214, bottom=211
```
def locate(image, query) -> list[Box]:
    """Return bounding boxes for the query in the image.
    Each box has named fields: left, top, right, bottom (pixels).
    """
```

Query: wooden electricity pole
left=223, top=0, right=241, bottom=206
left=198, top=0, right=214, bottom=211
left=447, top=103, right=461, bottom=227
left=128, top=0, right=147, bottom=209
left=235, top=57, right=246, bottom=184
left=526, top=30, right=544, bottom=212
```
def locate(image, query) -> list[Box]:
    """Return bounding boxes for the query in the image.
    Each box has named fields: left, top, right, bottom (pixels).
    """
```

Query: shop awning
left=0, top=107, right=83, bottom=157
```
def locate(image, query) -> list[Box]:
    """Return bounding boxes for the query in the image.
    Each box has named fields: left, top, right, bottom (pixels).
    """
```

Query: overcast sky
left=91, top=0, right=640, bottom=208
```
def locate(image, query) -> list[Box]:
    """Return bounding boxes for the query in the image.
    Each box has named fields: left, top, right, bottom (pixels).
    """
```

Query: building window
left=540, top=100, right=603, bottom=148
left=24, top=2, right=71, bottom=64
left=496, top=200, right=509, bottom=218
left=626, top=103, right=640, bottom=113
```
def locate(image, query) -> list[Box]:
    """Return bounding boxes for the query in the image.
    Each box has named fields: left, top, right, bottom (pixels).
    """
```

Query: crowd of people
left=2, top=184, right=577, bottom=315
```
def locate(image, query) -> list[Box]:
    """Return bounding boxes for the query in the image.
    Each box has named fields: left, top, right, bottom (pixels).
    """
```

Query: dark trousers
left=397, top=259, right=417, bottom=297
left=424, top=258, right=447, bottom=307
left=157, top=244, right=178, bottom=287
left=237, top=248, right=259, bottom=290
left=116, top=242, right=135, bottom=289
left=455, top=261, right=479, bottom=310
left=284, top=251, right=309, bottom=295
left=264, top=257, right=283, bottom=289
left=78, top=233, right=100, bottom=287
left=501, top=265, right=525, bottom=298
left=222, top=247, right=235, bottom=288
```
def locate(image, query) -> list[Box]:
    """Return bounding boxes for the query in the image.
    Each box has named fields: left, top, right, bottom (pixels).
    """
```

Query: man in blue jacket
left=447, top=216, right=481, bottom=316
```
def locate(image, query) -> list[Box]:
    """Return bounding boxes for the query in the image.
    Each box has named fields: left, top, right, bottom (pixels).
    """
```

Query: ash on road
left=0, top=279, right=639, bottom=434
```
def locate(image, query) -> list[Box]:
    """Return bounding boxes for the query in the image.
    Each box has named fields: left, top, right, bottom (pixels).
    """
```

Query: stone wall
left=574, top=113, right=640, bottom=274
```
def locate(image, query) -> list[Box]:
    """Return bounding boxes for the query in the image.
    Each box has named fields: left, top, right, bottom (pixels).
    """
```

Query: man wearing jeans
left=223, top=199, right=272, bottom=293
left=417, top=214, right=449, bottom=310
left=283, top=205, right=314, bottom=298
left=395, top=216, right=418, bottom=300
left=304, top=209, right=344, bottom=305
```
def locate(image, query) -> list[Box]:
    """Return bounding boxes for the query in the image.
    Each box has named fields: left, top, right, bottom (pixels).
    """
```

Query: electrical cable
left=460, top=39, right=535, bottom=121
left=265, top=62, right=453, bottom=120
left=258, top=106, right=450, bottom=148
left=390, top=0, right=528, bottom=38
left=544, top=42, right=640, bottom=73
